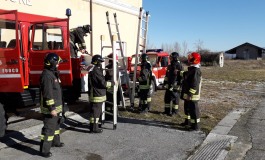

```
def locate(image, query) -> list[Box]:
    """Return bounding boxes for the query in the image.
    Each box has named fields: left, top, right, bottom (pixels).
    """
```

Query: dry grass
left=119, top=60, right=265, bottom=134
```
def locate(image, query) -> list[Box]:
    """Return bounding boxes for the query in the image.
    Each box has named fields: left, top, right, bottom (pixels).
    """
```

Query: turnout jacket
left=138, top=61, right=152, bottom=90
left=181, top=65, right=202, bottom=101
left=70, top=27, right=87, bottom=50
left=88, top=65, right=111, bottom=103
left=163, top=60, right=183, bottom=91
left=40, top=69, right=63, bottom=114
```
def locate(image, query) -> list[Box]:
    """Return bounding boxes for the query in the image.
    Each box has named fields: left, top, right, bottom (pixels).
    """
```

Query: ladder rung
left=139, top=44, right=145, bottom=47
left=140, top=36, right=146, bottom=39
left=109, top=23, right=118, bottom=26
left=103, top=111, right=113, bottom=116
left=106, top=101, right=114, bottom=105
left=102, top=46, right=112, bottom=48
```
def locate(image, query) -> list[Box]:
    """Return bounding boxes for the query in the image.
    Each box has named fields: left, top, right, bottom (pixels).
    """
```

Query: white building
left=1, top=0, right=143, bottom=57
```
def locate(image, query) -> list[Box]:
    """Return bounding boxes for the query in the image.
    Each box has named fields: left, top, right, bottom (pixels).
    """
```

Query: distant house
left=225, top=42, right=265, bottom=60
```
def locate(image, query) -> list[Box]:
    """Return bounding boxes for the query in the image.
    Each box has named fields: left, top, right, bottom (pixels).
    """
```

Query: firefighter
left=39, top=53, right=64, bottom=158
left=105, top=53, right=121, bottom=119
left=138, top=53, right=152, bottom=113
left=69, top=24, right=91, bottom=57
left=163, top=52, right=184, bottom=116
left=181, top=52, right=202, bottom=131
left=88, top=54, right=112, bottom=133
left=180, top=71, right=190, bottom=127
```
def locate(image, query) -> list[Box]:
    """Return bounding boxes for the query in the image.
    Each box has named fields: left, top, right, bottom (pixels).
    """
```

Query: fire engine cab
left=0, top=9, right=88, bottom=137
left=127, top=49, right=169, bottom=95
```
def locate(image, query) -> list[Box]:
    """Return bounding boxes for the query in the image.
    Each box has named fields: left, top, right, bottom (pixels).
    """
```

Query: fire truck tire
left=0, top=103, right=7, bottom=137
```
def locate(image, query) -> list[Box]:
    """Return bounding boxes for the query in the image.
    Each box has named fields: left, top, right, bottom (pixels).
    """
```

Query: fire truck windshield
left=31, top=23, right=63, bottom=50
left=131, top=54, right=157, bottom=67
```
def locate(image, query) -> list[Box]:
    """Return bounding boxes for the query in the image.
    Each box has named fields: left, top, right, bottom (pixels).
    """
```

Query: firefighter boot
left=163, top=107, right=170, bottom=116
left=40, top=140, right=52, bottom=158
left=140, top=104, right=148, bottom=114
left=190, top=123, right=200, bottom=131
left=89, top=123, right=94, bottom=133
left=147, top=102, right=151, bottom=112
left=180, top=119, right=191, bottom=127
left=40, top=152, right=52, bottom=158
left=93, top=123, right=103, bottom=133
left=52, top=134, right=65, bottom=147
left=171, top=108, right=179, bottom=116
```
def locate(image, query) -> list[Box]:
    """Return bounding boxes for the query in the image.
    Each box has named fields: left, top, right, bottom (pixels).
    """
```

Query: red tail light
left=127, top=57, right=132, bottom=72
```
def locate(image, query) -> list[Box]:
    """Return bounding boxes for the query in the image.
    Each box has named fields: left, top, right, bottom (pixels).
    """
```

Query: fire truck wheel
left=0, top=103, right=7, bottom=137
left=150, top=80, right=155, bottom=96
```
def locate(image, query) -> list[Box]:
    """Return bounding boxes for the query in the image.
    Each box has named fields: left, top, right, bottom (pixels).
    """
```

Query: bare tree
left=173, top=42, right=181, bottom=53
left=147, top=39, right=156, bottom=49
left=194, top=39, right=204, bottom=52
left=182, top=41, right=188, bottom=56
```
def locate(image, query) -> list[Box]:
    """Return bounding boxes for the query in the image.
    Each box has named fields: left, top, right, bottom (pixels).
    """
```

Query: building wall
left=1, top=0, right=142, bottom=57
left=236, top=45, right=258, bottom=59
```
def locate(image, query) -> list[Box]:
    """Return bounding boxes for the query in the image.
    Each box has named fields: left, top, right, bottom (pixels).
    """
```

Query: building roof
left=225, top=42, right=265, bottom=54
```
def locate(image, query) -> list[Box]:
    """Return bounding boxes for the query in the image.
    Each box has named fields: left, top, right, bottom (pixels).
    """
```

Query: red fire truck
left=0, top=9, right=87, bottom=137
left=126, top=49, right=170, bottom=95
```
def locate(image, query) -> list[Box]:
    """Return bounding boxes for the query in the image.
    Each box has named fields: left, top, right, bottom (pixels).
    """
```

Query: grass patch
left=119, top=59, right=265, bottom=135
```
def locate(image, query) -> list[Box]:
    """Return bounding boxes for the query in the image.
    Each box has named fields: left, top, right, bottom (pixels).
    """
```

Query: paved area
left=0, top=112, right=205, bottom=160
left=225, top=98, right=265, bottom=160
left=1, top=92, right=265, bottom=159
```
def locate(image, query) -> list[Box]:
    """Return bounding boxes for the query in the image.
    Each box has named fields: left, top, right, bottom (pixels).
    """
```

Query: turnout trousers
left=181, top=100, right=191, bottom=126
left=89, top=102, right=103, bottom=131
left=40, top=115, right=61, bottom=154
left=188, top=100, right=200, bottom=129
left=164, top=90, right=180, bottom=115
left=139, top=89, right=151, bottom=112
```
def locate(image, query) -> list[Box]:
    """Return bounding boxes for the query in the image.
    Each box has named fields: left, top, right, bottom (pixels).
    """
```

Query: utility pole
left=90, top=0, right=93, bottom=56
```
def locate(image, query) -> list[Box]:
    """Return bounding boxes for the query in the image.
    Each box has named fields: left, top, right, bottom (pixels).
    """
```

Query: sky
left=143, top=0, right=265, bottom=53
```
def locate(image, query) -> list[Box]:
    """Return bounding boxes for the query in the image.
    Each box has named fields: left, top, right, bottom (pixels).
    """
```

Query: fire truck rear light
left=122, top=84, right=128, bottom=89
left=146, top=49, right=163, bottom=52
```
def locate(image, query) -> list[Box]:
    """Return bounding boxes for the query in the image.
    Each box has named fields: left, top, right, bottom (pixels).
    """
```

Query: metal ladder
left=106, top=11, right=132, bottom=107
left=131, top=7, right=150, bottom=109
left=100, top=35, right=120, bottom=130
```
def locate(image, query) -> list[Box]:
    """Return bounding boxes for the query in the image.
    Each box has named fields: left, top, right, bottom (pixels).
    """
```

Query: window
left=0, top=20, right=16, bottom=48
left=32, top=24, right=63, bottom=50
left=160, top=56, right=168, bottom=67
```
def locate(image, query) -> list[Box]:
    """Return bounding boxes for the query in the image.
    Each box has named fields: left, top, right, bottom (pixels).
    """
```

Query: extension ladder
left=131, top=7, right=150, bottom=109
left=106, top=11, right=132, bottom=106
left=100, top=35, right=120, bottom=130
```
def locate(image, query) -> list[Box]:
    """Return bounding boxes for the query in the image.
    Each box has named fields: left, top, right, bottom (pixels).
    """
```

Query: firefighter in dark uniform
left=88, top=54, right=112, bottom=133
left=138, top=53, right=152, bottom=113
left=105, top=53, right=120, bottom=118
left=181, top=52, right=202, bottom=131
left=70, top=24, right=91, bottom=57
left=180, top=71, right=190, bottom=127
left=69, top=24, right=91, bottom=101
left=163, top=52, right=184, bottom=116
left=39, top=53, right=64, bottom=158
